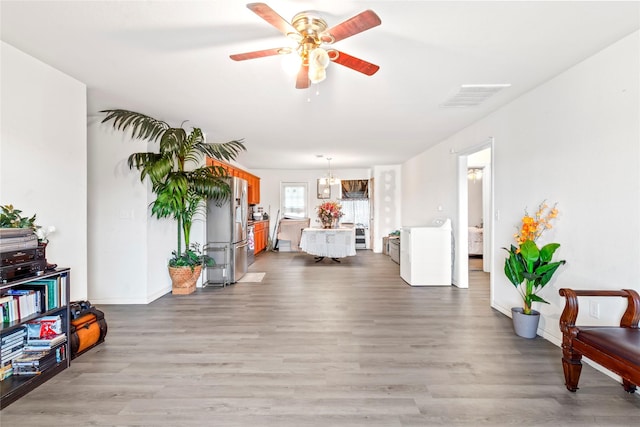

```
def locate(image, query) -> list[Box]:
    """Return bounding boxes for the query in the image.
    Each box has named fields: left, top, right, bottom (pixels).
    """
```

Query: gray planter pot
left=511, top=307, right=540, bottom=339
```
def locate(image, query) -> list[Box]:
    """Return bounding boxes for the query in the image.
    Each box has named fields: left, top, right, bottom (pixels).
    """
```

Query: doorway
left=454, top=138, right=494, bottom=293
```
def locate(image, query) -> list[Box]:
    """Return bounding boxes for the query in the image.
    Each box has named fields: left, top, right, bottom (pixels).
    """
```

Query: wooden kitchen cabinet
left=253, top=220, right=269, bottom=254
left=206, top=158, right=261, bottom=205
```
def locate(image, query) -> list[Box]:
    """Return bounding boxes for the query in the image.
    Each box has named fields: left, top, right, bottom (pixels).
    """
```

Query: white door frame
left=454, top=138, right=494, bottom=295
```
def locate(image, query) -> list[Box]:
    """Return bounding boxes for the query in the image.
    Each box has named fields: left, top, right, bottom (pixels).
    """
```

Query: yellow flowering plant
left=503, top=201, right=566, bottom=315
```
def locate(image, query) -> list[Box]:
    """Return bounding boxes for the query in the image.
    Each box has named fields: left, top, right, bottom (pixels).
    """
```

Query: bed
left=468, top=226, right=483, bottom=255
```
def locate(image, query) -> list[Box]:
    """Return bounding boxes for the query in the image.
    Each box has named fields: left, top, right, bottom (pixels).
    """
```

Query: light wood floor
left=2, top=250, right=638, bottom=426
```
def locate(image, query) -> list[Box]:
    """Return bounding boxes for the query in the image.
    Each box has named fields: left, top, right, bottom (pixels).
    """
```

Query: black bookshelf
left=0, top=268, right=71, bottom=409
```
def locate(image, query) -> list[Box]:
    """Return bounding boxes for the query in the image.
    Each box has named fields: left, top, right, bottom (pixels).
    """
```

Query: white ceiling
left=2, top=1, right=638, bottom=170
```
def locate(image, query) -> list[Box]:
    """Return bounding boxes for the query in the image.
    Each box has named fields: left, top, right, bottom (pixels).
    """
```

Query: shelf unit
left=202, top=242, right=230, bottom=287
left=0, top=268, right=71, bottom=409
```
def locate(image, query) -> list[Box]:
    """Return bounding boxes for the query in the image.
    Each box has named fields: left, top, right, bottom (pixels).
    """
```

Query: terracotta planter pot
left=168, top=265, right=202, bottom=295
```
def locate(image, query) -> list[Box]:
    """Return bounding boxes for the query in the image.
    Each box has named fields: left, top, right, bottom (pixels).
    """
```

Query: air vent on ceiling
left=441, top=84, right=511, bottom=108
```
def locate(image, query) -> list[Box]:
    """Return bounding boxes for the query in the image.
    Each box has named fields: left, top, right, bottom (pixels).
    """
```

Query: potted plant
left=503, top=201, right=566, bottom=338
left=100, top=109, right=246, bottom=295
left=0, top=204, right=37, bottom=229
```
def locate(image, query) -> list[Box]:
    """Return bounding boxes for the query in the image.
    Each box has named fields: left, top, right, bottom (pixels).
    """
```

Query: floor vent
left=441, top=84, right=511, bottom=108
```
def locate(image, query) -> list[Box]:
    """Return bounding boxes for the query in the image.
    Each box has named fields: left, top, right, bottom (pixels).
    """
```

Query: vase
left=168, top=265, right=202, bottom=295
left=511, top=307, right=540, bottom=338
left=321, top=218, right=336, bottom=229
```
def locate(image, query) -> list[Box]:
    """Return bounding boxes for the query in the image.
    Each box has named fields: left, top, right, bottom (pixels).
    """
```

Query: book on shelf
left=23, top=315, right=65, bottom=352
left=12, top=348, right=59, bottom=375
left=1, top=334, right=24, bottom=347
left=1, top=341, right=25, bottom=357
left=0, top=364, right=13, bottom=381
left=13, top=361, right=57, bottom=375
left=1, top=327, right=26, bottom=343
left=2, top=289, right=42, bottom=321
left=14, top=283, right=49, bottom=313
left=13, top=350, right=56, bottom=365
left=24, top=333, right=67, bottom=350
left=26, top=315, right=62, bottom=340
left=1, top=348, right=24, bottom=366
left=23, top=277, right=60, bottom=311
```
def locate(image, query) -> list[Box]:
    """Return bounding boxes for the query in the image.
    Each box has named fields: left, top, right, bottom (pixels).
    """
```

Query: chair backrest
left=277, top=218, right=311, bottom=250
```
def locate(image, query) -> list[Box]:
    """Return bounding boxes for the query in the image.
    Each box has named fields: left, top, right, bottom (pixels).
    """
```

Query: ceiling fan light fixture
left=282, top=52, right=302, bottom=75
left=309, top=66, right=326, bottom=84
left=309, top=48, right=330, bottom=69
left=233, top=3, right=382, bottom=88
left=308, top=48, right=329, bottom=83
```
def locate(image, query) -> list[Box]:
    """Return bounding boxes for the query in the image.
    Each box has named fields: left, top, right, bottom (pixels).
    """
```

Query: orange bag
left=69, top=307, right=107, bottom=358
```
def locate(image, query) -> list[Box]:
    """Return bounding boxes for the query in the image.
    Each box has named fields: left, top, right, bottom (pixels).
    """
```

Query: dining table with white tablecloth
left=299, top=227, right=357, bottom=259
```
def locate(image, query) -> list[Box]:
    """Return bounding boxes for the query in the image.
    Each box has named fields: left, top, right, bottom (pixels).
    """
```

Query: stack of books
left=25, top=315, right=66, bottom=348
left=12, top=350, right=59, bottom=376
left=0, top=327, right=26, bottom=381
left=15, top=315, right=67, bottom=373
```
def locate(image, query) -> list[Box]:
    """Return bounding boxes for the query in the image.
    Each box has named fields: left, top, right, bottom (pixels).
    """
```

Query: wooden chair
left=559, top=288, right=640, bottom=392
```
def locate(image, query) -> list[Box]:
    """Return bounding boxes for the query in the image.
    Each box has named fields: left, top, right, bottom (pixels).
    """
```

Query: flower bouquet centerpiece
left=317, top=201, right=344, bottom=228
left=503, top=201, right=566, bottom=337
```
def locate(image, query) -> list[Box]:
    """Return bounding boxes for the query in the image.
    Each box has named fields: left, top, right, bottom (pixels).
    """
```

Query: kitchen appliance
left=206, top=177, right=248, bottom=283
left=355, top=224, right=368, bottom=249
left=400, top=219, right=452, bottom=286
left=247, top=224, right=255, bottom=266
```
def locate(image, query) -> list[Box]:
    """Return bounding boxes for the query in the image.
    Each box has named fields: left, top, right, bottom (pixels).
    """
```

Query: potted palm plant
left=101, top=109, right=246, bottom=294
left=503, top=201, right=566, bottom=338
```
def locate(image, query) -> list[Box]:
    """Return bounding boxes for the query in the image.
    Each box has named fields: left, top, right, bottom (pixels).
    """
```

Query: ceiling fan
left=230, top=3, right=382, bottom=89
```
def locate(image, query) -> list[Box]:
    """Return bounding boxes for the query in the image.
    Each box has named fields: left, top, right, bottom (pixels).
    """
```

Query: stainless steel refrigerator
left=206, top=176, right=248, bottom=283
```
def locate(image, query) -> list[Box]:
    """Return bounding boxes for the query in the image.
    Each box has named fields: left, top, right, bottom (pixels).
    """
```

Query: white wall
left=87, top=120, right=176, bottom=304
left=0, top=42, right=88, bottom=301
left=372, top=165, right=402, bottom=253
left=401, top=31, right=640, bottom=344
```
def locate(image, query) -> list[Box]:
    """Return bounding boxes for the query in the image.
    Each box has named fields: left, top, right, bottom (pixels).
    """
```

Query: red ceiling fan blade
left=325, top=10, right=381, bottom=44
left=329, top=50, right=379, bottom=76
left=230, top=47, right=290, bottom=61
left=296, top=64, right=310, bottom=89
left=247, top=3, right=298, bottom=37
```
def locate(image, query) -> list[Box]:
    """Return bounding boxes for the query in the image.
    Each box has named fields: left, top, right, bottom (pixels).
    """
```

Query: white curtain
left=340, top=199, right=369, bottom=227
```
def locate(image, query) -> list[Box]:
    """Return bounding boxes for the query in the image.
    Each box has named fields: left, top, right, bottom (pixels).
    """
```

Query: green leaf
left=520, top=240, right=540, bottom=264
left=536, top=260, right=566, bottom=286
left=529, top=294, right=549, bottom=305
left=503, top=247, right=524, bottom=286
left=539, top=243, right=560, bottom=263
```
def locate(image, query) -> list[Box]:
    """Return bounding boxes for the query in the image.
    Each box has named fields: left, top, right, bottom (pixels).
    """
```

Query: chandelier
left=468, top=168, right=483, bottom=183
left=319, top=157, right=340, bottom=186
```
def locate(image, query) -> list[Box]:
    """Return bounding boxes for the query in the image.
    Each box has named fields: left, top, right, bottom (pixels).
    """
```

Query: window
left=281, top=182, right=308, bottom=219
left=340, top=199, right=370, bottom=227
left=341, top=179, right=369, bottom=199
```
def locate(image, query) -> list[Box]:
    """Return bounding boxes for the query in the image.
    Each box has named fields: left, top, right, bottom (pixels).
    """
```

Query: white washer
left=400, top=219, right=452, bottom=286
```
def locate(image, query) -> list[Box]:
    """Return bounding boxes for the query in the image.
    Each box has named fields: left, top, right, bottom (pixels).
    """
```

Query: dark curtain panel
left=341, top=179, right=369, bottom=199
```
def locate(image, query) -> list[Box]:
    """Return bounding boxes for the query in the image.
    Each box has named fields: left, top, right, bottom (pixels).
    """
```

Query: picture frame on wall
left=317, top=179, right=331, bottom=199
